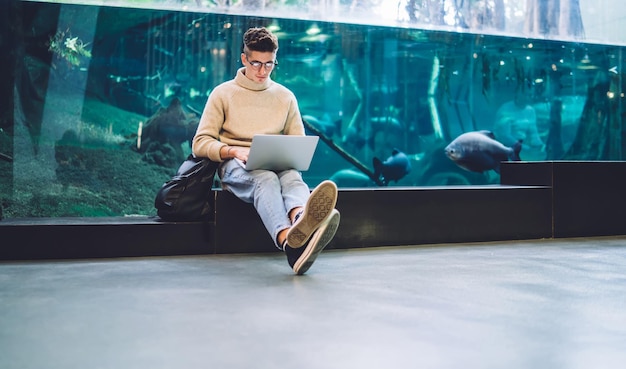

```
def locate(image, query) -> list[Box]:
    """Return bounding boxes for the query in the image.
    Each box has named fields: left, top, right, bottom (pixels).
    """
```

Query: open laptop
left=235, top=134, right=319, bottom=171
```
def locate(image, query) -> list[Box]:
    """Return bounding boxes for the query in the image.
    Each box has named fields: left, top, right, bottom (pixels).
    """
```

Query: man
left=192, top=27, right=340, bottom=275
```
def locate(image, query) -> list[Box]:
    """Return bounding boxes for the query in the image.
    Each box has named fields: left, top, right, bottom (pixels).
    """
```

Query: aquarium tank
left=0, top=0, right=624, bottom=218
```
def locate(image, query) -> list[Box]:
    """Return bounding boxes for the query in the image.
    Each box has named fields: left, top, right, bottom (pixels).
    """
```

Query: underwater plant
left=48, top=28, right=92, bottom=67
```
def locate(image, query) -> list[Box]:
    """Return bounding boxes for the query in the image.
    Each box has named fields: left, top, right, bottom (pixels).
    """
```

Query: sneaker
left=287, top=180, right=338, bottom=248
left=285, top=209, right=340, bottom=275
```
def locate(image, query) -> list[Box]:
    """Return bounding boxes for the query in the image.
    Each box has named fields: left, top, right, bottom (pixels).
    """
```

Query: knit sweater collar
left=235, top=67, right=272, bottom=91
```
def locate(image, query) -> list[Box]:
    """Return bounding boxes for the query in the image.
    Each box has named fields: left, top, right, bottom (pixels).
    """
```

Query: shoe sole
left=287, top=180, right=338, bottom=248
left=293, top=209, right=340, bottom=275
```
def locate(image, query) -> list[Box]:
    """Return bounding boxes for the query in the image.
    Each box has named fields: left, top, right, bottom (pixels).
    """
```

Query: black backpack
left=155, top=155, right=219, bottom=221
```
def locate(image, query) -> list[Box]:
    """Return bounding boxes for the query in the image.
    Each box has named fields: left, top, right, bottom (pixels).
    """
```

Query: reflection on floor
left=1, top=237, right=625, bottom=368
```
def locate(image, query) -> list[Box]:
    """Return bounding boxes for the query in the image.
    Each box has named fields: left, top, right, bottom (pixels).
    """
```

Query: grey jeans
left=218, top=159, right=310, bottom=249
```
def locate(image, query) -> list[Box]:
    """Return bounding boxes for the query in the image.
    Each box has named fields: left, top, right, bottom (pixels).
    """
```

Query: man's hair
left=243, top=27, right=278, bottom=54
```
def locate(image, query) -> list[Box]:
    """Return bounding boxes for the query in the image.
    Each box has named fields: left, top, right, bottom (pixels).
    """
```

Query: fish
left=373, top=148, right=412, bottom=185
left=330, top=169, right=376, bottom=187
left=342, top=116, right=405, bottom=150
left=341, top=124, right=370, bottom=149
left=141, top=98, right=198, bottom=149
left=302, top=114, right=342, bottom=138
left=445, top=130, right=522, bottom=173
left=370, top=116, right=404, bottom=133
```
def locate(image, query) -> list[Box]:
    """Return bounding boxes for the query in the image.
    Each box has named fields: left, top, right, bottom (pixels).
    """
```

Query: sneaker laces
left=292, top=209, right=303, bottom=224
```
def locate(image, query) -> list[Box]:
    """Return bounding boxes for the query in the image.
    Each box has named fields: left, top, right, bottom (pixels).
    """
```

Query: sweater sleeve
left=192, top=90, right=227, bottom=162
left=283, top=92, right=305, bottom=136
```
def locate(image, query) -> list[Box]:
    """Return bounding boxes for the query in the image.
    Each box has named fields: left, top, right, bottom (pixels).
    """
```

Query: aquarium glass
left=1, top=0, right=624, bottom=218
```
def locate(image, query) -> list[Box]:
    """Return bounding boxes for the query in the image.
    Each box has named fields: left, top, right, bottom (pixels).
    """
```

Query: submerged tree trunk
left=564, top=71, right=612, bottom=160
left=545, top=99, right=564, bottom=159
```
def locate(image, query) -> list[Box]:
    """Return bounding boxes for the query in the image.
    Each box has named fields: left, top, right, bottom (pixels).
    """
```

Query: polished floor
left=1, top=237, right=625, bottom=369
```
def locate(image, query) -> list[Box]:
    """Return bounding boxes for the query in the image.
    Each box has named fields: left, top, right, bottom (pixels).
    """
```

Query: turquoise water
left=1, top=1, right=624, bottom=217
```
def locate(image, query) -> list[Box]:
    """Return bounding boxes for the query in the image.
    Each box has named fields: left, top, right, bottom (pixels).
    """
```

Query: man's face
left=241, top=50, right=277, bottom=83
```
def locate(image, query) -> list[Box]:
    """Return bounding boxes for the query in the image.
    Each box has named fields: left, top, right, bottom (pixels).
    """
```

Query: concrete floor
left=1, top=237, right=625, bottom=369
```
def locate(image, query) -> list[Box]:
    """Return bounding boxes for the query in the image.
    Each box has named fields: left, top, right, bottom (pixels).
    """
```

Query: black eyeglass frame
left=245, top=55, right=278, bottom=71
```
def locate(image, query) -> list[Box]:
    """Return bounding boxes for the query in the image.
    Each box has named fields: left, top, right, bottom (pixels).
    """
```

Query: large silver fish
left=445, top=130, right=522, bottom=173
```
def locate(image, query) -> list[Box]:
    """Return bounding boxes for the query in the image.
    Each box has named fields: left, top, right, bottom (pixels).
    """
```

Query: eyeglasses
left=245, top=55, right=278, bottom=71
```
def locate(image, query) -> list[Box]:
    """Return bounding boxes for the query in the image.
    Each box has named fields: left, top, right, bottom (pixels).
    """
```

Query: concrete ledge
left=1, top=185, right=552, bottom=259
left=332, top=185, right=553, bottom=248
left=214, top=185, right=553, bottom=253
left=0, top=217, right=214, bottom=260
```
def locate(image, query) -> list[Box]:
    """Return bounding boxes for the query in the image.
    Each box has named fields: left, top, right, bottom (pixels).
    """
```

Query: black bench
left=2, top=161, right=626, bottom=261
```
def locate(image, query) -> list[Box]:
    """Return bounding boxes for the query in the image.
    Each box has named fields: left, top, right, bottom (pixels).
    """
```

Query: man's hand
left=222, top=146, right=250, bottom=162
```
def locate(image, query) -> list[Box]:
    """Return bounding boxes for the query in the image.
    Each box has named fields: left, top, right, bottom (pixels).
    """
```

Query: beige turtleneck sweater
left=192, top=67, right=305, bottom=162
